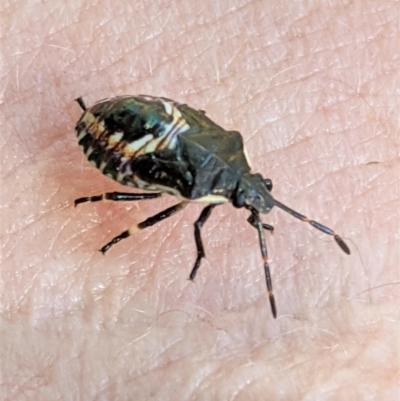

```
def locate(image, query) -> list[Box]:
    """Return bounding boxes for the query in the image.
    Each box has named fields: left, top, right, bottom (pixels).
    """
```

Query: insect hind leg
left=100, top=202, right=188, bottom=254
left=189, top=205, right=217, bottom=281
left=74, top=192, right=162, bottom=206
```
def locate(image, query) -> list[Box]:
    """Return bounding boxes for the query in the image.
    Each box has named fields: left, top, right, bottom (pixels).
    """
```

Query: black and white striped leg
left=100, top=202, right=188, bottom=254
left=74, top=192, right=162, bottom=206
left=248, top=207, right=277, bottom=319
left=189, top=204, right=217, bottom=281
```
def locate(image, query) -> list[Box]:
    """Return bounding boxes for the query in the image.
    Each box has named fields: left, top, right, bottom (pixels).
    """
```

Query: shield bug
left=74, top=95, right=350, bottom=318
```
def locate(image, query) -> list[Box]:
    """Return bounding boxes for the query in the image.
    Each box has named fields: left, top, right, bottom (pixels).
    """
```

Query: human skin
left=1, top=0, right=399, bottom=400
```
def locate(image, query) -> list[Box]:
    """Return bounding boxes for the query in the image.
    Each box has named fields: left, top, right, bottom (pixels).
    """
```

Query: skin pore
left=1, top=0, right=399, bottom=399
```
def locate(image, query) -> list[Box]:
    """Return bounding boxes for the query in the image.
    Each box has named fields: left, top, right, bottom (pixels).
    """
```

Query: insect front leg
left=189, top=205, right=217, bottom=281
left=248, top=207, right=277, bottom=318
left=74, top=192, right=163, bottom=206
left=247, top=214, right=274, bottom=233
left=100, top=202, right=188, bottom=253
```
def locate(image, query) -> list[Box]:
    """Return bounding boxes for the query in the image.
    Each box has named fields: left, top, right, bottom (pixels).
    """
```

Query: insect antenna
left=273, top=199, right=350, bottom=255
left=75, top=97, right=87, bottom=111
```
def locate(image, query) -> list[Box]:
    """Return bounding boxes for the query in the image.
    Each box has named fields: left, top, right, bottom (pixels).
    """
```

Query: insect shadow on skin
left=73, top=95, right=350, bottom=318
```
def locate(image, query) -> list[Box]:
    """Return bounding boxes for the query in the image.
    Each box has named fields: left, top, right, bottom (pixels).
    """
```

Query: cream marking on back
left=76, top=112, right=106, bottom=141
left=99, top=160, right=108, bottom=172
left=76, top=130, right=86, bottom=141
left=120, top=98, right=190, bottom=159
left=85, top=146, right=94, bottom=158
left=163, top=101, right=173, bottom=115
left=108, top=131, right=124, bottom=146
left=243, top=145, right=253, bottom=170
left=123, top=134, right=154, bottom=157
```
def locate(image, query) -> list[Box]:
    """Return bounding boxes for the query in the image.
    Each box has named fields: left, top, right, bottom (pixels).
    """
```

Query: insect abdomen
left=75, top=96, right=190, bottom=188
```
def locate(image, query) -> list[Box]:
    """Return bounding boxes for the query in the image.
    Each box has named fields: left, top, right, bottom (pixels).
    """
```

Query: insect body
left=74, top=95, right=350, bottom=318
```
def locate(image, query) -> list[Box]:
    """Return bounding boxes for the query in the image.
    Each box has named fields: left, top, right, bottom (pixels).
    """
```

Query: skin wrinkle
left=3, top=187, right=73, bottom=236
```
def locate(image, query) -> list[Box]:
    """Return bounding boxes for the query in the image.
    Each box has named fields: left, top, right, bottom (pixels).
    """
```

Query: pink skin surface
left=1, top=1, right=399, bottom=400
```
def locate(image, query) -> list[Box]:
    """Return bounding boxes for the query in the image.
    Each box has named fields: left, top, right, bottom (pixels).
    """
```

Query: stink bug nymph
left=74, top=95, right=350, bottom=318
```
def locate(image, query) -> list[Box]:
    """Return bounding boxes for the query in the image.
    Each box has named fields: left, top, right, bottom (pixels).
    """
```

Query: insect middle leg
left=74, top=192, right=163, bottom=206
left=189, top=205, right=217, bottom=281
left=100, top=202, right=188, bottom=253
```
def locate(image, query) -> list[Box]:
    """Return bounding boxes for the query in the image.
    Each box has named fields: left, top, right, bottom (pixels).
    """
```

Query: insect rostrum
left=74, top=95, right=350, bottom=318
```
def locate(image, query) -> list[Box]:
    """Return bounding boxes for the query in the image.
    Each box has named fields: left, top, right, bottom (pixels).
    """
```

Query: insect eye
left=264, top=179, right=273, bottom=192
